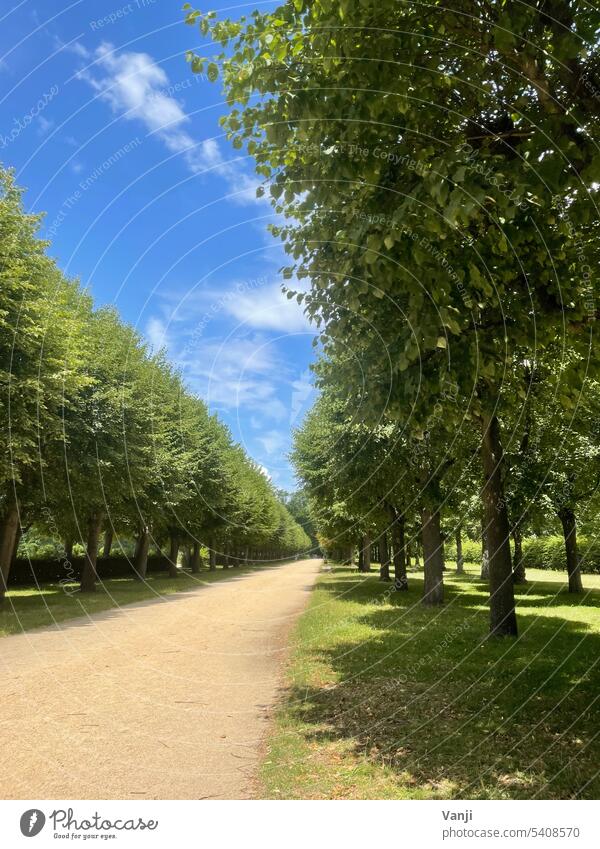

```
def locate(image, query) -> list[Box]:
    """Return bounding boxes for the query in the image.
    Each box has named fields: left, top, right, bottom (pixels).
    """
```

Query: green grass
left=0, top=562, right=280, bottom=638
left=261, top=563, right=600, bottom=800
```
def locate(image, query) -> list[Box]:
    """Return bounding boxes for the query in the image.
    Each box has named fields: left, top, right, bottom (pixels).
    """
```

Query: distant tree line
left=0, top=167, right=310, bottom=602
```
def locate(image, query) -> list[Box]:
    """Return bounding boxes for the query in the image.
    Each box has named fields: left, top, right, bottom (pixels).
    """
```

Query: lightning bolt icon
left=29, top=812, right=38, bottom=833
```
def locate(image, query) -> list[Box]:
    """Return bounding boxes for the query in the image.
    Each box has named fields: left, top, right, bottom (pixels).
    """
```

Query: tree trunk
left=359, top=533, right=371, bottom=572
left=379, top=532, right=391, bottom=581
left=165, top=534, right=179, bottom=578
left=133, top=527, right=150, bottom=580
left=102, top=529, right=113, bottom=558
left=480, top=547, right=490, bottom=579
left=559, top=507, right=583, bottom=593
left=456, top=526, right=464, bottom=574
left=421, top=506, right=444, bottom=605
left=512, top=527, right=526, bottom=584
left=481, top=412, right=517, bottom=636
left=414, top=544, right=421, bottom=568
left=358, top=545, right=364, bottom=571
left=11, top=522, right=23, bottom=569
left=80, top=513, right=102, bottom=593
left=190, top=540, right=201, bottom=573
left=0, top=500, right=19, bottom=603
left=209, top=539, right=216, bottom=571
left=64, top=536, right=74, bottom=562
left=480, top=512, right=489, bottom=579
left=391, top=509, right=408, bottom=591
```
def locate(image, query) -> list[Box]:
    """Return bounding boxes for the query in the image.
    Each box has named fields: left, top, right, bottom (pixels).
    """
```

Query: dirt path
left=0, top=559, right=321, bottom=799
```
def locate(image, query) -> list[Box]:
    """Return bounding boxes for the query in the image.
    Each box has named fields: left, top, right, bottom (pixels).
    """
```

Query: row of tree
left=291, top=368, right=600, bottom=598
left=0, top=166, right=310, bottom=601
left=188, top=0, right=600, bottom=635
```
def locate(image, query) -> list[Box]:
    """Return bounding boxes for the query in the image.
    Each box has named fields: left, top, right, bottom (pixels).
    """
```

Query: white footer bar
left=0, top=799, right=597, bottom=848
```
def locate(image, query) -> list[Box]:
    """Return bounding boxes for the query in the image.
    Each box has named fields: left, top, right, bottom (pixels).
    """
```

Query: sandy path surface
left=0, top=559, right=321, bottom=800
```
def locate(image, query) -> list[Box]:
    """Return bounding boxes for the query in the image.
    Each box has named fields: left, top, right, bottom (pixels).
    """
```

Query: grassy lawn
left=261, top=563, right=600, bottom=800
left=0, top=562, right=279, bottom=638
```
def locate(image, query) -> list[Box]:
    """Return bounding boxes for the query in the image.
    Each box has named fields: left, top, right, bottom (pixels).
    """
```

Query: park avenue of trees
left=0, top=167, right=310, bottom=601
left=186, top=0, right=600, bottom=637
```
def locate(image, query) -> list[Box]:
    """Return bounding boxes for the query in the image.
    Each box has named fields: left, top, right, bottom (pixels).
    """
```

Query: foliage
left=522, top=535, right=600, bottom=575
left=444, top=537, right=481, bottom=565
left=0, top=164, right=309, bottom=592
left=185, top=0, right=600, bottom=632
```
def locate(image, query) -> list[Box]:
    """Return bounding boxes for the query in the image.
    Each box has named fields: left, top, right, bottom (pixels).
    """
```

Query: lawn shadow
left=284, top=568, right=600, bottom=798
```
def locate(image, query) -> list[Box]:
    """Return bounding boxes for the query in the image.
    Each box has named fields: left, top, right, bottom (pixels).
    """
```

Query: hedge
left=444, top=538, right=481, bottom=564
left=8, top=554, right=168, bottom=587
left=521, top=536, right=600, bottom=575
left=446, top=534, right=600, bottom=574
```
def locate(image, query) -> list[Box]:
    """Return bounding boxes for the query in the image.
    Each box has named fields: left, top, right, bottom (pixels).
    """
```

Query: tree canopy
left=0, top=165, right=310, bottom=599
left=187, top=0, right=600, bottom=636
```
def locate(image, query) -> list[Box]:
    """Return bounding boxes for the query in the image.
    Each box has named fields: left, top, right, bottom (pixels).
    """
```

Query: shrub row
left=446, top=534, right=600, bottom=574
left=444, top=538, right=481, bottom=564
left=8, top=555, right=167, bottom=587
left=521, top=536, right=600, bottom=575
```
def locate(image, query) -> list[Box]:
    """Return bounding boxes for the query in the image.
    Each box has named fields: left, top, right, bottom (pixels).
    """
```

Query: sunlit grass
left=261, top=562, right=600, bottom=799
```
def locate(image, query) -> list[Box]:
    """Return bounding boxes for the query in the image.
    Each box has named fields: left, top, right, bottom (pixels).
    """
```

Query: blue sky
left=0, top=0, right=317, bottom=490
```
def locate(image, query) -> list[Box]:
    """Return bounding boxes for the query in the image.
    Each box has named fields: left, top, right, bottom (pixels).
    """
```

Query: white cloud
left=206, top=375, right=279, bottom=414
left=289, top=368, right=315, bottom=426
left=80, top=43, right=212, bottom=171
left=266, top=398, right=288, bottom=421
left=71, top=41, right=92, bottom=59
left=256, top=429, right=287, bottom=457
left=37, top=115, right=54, bottom=135
left=76, top=42, right=265, bottom=203
left=182, top=335, right=277, bottom=378
left=225, top=282, right=313, bottom=332
left=146, top=316, right=169, bottom=351
left=172, top=333, right=284, bottom=419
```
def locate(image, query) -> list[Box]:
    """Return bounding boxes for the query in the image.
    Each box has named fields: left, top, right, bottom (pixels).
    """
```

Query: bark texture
left=391, top=509, right=408, bottom=591
left=190, top=540, right=202, bottom=573
left=512, top=527, right=527, bottom=584
left=167, top=535, right=180, bottom=578
left=133, top=527, right=150, bottom=580
left=559, top=507, right=583, bottom=593
left=80, top=513, right=102, bottom=593
left=456, top=527, right=464, bottom=574
left=481, top=412, right=517, bottom=636
left=0, top=499, right=19, bottom=602
left=379, top=532, right=391, bottom=581
left=359, top=532, right=371, bottom=572
left=102, top=529, right=113, bottom=558
left=421, top=506, right=444, bottom=605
